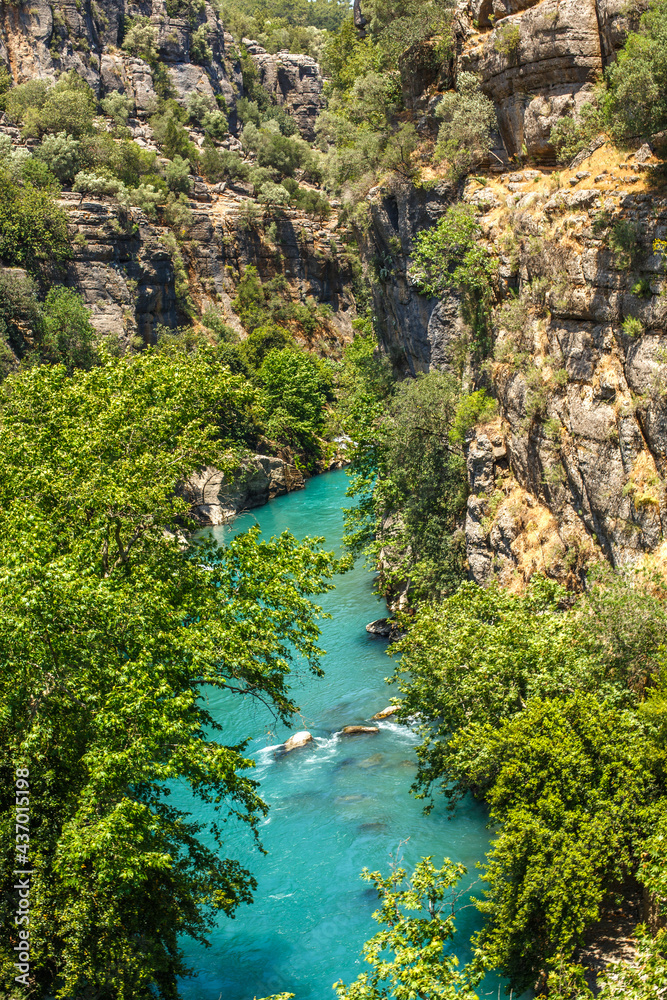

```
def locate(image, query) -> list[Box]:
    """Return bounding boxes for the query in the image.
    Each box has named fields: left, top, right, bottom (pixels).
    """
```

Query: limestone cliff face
left=460, top=0, right=648, bottom=163
left=58, top=184, right=356, bottom=347
left=0, top=0, right=242, bottom=113
left=366, top=0, right=667, bottom=585
left=0, top=5, right=346, bottom=347
left=242, top=39, right=326, bottom=141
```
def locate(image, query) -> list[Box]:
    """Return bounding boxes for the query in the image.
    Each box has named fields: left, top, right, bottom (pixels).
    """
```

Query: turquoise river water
left=178, top=469, right=507, bottom=1000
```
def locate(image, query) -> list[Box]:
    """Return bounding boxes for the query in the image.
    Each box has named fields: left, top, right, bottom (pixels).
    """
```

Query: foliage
left=435, top=73, right=497, bottom=180
left=151, top=106, right=199, bottom=163
left=0, top=350, right=340, bottom=997
left=334, top=858, right=481, bottom=1000
left=449, top=389, right=496, bottom=445
left=345, top=371, right=471, bottom=602
left=200, top=147, right=249, bottom=183
left=14, top=72, right=97, bottom=140
left=609, top=218, right=640, bottom=268
left=35, top=132, right=82, bottom=183
left=191, top=23, right=213, bottom=64
left=390, top=577, right=624, bottom=803
left=550, top=100, right=604, bottom=164
left=493, top=22, right=520, bottom=60
left=257, top=347, right=333, bottom=456
left=164, top=154, right=192, bottom=193
left=604, top=0, right=667, bottom=142
left=0, top=169, right=71, bottom=269
left=40, top=286, right=97, bottom=371
left=447, top=695, right=663, bottom=992
left=623, top=314, right=644, bottom=337
left=409, top=204, right=497, bottom=354
left=100, top=90, right=133, bottom=126
left=122, top=16, right=159, bottom=64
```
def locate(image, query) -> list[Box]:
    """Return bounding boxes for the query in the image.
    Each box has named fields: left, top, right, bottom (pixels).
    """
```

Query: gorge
left=0, top=0, right=666, bottom=997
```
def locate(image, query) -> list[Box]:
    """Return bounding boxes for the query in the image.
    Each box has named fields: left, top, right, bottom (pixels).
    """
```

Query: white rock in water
left=283, top=731, right=314, bottom=751
left=341, top=725, right=379, bottom=736
left=372, top=706, right=399, bottom=720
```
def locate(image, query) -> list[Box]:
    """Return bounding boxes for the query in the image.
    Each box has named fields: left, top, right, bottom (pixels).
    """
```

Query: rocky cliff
left=367, top=0, right=667, bottom=587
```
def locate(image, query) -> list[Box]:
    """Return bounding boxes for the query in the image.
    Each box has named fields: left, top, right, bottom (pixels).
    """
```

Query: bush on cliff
left=435, top=72, right=497, bottom=180
left=0, top=169, right=71, bottom=269
left=605, top=0, right=667, bottom=142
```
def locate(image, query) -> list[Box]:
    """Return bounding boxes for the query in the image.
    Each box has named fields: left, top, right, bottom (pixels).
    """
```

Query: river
left=178, top=469, right=507, bottom=1000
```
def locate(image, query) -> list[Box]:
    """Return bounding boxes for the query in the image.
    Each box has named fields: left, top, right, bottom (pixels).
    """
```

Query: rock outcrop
left=0, top=0, right=241, bottom=114
left=242, top=39, right=325, bottom=141
left=183, top=454, right=305, bottom=526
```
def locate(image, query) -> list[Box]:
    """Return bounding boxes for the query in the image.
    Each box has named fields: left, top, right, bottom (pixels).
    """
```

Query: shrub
left=256, top=130, right=305, bottom=177
left=35, top=132, right=82, bottom=183
left=609, top=219, right=640, bottom=268
left=450, top=389, right=497, bottom=445
left=100, top=90, right=133, bottom=126
left=127, top=182, right=163, bottom=219
left=202, top=308, right=239, bottom=343
left=20, top=157, right=59, bottom=190
left=200, top=147, right=249, bottom=183
left=163, top=154, right=191, bottom=193
left=409, top=203, right=497, bottom=354
left=191, top=24, right=212, bottom=65
left=4, top=79, right=48, bottom=126
left=73, top=171, right=124, bottom=196
left=605, top=0, right=667, bottom=141
left=493, top=22, right=521, bottom=59
left=163, top=191, right=192, bottom=234
left=0, top=268, right=43, bottom=359
left=622, top=315, right=644, bottom=337
left=186, top=92, right=214, bottom=125
left=24, top=72, right=97, bottom=139
left=435, top=72, right=497, bottom=180
left=122, top=17, right=158, bottom=64
left=151, top=109, right=198, bottom=162
left=86, top=136, right=157, bottom=187
left=258, top=180, right=290, bottom=206
left=550, top=100, right=604, bottom=163
left=41, top=285, right=97, bottom=370
left=201, top=109, right=228, bottom=140
left=0, top=170, right=71, bottom=268
left=232, top=266, right=268, bottom=332
left=243, top=323, right=294, bottom=367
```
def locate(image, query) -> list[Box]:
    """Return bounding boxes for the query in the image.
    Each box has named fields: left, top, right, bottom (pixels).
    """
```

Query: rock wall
left=58, top=182, right=357, bottom=346
left=182, top=454, right=305, bottom=525
left=0, top=0, right=242, bottom=114
left=242, top=39, right=326, bottom=142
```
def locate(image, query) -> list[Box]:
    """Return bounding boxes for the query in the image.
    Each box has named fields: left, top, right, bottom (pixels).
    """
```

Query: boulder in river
left=366, top=618, right=394, bottom=637
left=282, top=731, right=314, bottom=752
left=341, top=725, right=380, bottom=736
left=372, top=706, right=399, bottom=720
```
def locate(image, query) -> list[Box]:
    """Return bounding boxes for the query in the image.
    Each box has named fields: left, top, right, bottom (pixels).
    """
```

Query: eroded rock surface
left=183, top=455, right=306, bottom=526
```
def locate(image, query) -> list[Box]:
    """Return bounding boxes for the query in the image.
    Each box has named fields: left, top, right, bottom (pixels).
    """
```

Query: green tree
left=0, top=350, right=339, bottom=997
left=41, top=285, right=97, bottom=371
left=370, top=372, right=470, bottom=602
left=389, top=577, right=623, bottom=804
left=434, top=73, right=497, bottom=180
left=409, top=204, right=497, bottom=355
left=0, top=169, right=71, bottom=268
left=257, top=347, right=332, bottom=456
left=604, top=0, right=667, bottom=142
left=334, top=858, right=481, bottom=1000
left=445, top=695, right=664, bottom=993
